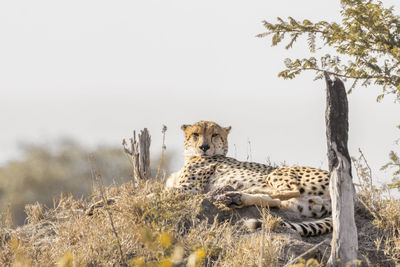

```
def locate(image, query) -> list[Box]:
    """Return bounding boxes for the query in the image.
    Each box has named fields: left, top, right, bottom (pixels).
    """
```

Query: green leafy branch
left=257, top=0, right=400, bottom=101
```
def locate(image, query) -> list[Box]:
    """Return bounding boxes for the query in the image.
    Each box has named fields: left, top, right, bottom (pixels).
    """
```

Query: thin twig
left=283, top=239, right=329, bottom=267
left=259, top=210, right=266, bottom=267
left=156, top=125, right=167, bottom=180
left=358, top=148, right=373, bottom=187
left=90, top=154, right=126, bottom=264
left=88, top=155, right=97, bottom=195
left=247, top=139, right=252, bottom=162
left=302, top=67, right=384, bottom=80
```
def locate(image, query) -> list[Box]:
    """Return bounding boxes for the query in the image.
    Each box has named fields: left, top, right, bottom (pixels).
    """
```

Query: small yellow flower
left=132, top=257, right=145, bottom=267
left=187, top=248, right=206, bottom=267
left=195, top=248, right=206, bottom=260
left=160, top=232, right=172, bottom=248
left=305, top=258, right=319, bottom=267
left=57, top=252, right=73, bottom=267
left=159, top=258, right=173, bottom=267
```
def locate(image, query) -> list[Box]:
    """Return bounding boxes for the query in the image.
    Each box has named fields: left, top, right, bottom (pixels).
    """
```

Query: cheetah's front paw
left=214, top=192, right=244, bottom=209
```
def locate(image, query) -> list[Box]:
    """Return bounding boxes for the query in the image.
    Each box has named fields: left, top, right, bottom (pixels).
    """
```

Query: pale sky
left=1, top=0, right=399, bottom=186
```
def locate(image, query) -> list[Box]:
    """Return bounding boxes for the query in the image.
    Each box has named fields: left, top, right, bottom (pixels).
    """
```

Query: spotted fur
left=166, top=121, right=332, bottom=236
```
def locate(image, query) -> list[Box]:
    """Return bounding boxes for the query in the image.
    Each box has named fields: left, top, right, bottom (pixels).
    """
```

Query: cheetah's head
left=181, top=121, right=231, bottom=160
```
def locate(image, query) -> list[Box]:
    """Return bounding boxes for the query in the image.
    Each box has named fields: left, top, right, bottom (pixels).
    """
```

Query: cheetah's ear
left=224, top=126, right=232, bottom=134
left=181, top=124, right=191, bottom=131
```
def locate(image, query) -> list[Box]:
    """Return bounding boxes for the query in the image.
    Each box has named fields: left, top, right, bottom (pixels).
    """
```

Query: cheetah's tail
left=282, top=217, right=332, bottom=237
left=245, top=217, right=332, bottom=237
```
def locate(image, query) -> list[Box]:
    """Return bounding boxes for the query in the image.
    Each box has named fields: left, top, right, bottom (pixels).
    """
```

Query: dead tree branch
left=123, top=128, right=151, bottom=182
left=324, top=72, right=358, bottom=266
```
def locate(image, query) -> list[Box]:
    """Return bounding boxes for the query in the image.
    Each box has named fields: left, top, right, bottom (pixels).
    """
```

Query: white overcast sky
left=1, top=0, right=399, bottom=186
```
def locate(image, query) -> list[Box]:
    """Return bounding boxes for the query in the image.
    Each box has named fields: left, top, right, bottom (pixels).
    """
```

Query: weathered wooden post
left=324, top=72, right=358, bottom=266
left=123, top=128, right=151, bottom=181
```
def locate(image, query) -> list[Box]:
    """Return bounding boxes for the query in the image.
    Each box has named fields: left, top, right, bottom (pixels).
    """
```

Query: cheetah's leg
left=211, top=186, right=298, bottom=209
left=214, top=191, right=281, bottom=209
left=241, top=188, right=300, bottom=201
left=281, top=196, right=331, bottom=218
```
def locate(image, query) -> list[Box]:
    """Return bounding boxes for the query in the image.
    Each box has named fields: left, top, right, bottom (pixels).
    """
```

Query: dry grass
left=0, top=140, right=176, bottom=226
left=1, top=159, right=400, bottom=266
left=1, top=146, right=400, bottom=266
left=0, top=178, right=289, bottom=267
left=353, top=153, right=400, bottom=264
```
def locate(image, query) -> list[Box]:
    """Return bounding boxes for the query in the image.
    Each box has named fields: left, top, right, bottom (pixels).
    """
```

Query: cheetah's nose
left=199, top=144, right=210, bottom=152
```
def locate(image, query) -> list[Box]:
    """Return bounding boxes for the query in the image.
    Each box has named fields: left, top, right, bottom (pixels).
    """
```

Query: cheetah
left=166, top=121, right=333, bottom=237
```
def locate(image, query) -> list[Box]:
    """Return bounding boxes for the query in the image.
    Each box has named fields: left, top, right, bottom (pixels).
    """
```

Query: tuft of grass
left=0, top=178, right=290, bottom=266
left=353, top=152, right=400, bottom=263
left=2, top=144, right=399, bottom=266
left=0, top=140, right=176, bottom=226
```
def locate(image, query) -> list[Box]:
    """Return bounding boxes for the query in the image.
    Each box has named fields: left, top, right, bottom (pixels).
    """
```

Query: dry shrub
left=0, top=140, right=176, bottom=226
left=353, top=153, right=400, bottom=262
left=221, top=230, right=287, bottom=266
left=12, top=148, right=400, bottom=266
left=0, top=179, right=288, bottom=266
left=1, top=151, right=399, bottom=266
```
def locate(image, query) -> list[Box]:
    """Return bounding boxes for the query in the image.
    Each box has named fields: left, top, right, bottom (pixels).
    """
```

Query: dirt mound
left=0, top=182, right=397, bottom=266
left=197, top=195, right=395, bottom=266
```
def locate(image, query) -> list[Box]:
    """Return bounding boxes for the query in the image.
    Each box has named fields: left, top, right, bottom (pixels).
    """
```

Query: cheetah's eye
left=193, top=133, right=199, bottom=137
left=212, top=133, right=219, bottom=138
